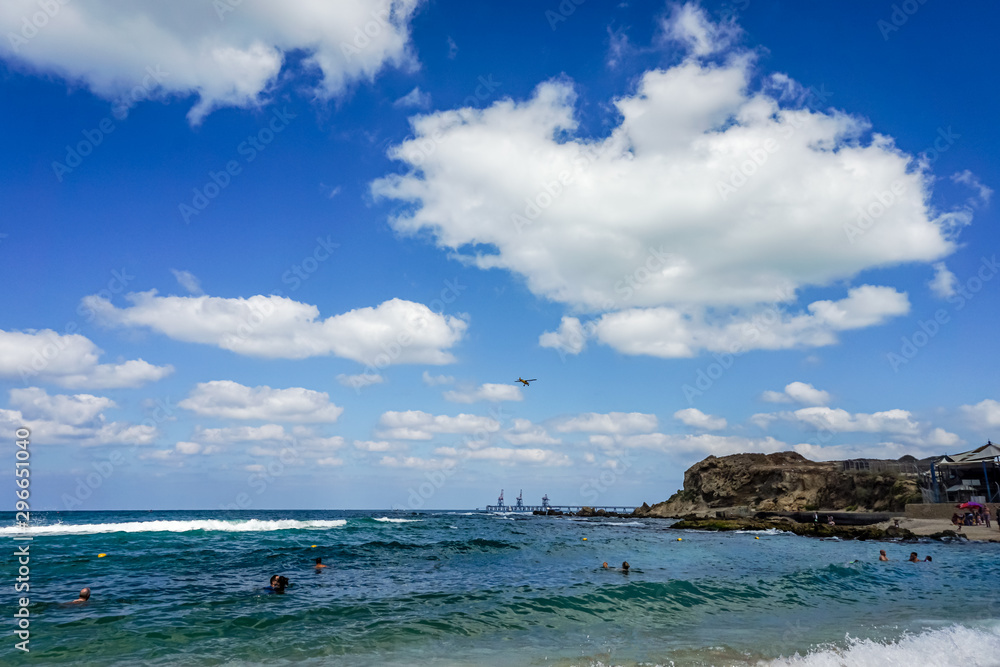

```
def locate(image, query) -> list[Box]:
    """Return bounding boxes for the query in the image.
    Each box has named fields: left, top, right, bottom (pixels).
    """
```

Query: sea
left=3, top=509, right=999, bottom=666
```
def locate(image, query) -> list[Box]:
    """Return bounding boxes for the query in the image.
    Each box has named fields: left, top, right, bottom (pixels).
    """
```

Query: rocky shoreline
left=665, top=515, right=976, bottom=542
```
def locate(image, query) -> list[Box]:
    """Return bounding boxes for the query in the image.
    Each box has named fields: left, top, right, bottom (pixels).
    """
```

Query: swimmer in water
left=67, top=588, right=90, bottom=604
left=621, top=561, right=630, bottom=573
left=879, top=550, right=889, bottom=561
left=266, top=575, right=289, bottom=593
left=602, top=562, right=608, bottom=569
left=908, top=552, right=920, bottom=563
left=315, top=558, right=327, bottom=569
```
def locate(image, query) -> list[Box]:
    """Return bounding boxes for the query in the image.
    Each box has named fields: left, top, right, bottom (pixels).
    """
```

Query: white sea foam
left=373, top=517, right=422, bottom=523
left=763, top=623, right=1000, bottom=667
left=0, top=519, right=348, bottom=536
left=734, top=527, right=787, bottom=535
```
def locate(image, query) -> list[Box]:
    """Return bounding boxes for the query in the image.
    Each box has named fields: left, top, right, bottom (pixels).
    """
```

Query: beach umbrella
left=958, top=501, right=985, bottom=509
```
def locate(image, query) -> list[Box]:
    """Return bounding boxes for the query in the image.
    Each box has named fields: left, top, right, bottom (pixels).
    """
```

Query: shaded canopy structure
left=925, top=441, right=1000, bottom=503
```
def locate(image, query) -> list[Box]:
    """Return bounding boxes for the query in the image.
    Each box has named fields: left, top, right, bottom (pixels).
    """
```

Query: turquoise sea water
left=3, top=510, right=999, bottom=666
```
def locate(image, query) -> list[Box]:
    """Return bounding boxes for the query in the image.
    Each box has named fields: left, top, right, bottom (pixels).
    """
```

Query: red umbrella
left=958, top=502, right=985, bottom=509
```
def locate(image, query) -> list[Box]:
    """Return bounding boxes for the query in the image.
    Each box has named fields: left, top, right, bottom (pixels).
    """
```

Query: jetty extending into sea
left=484, top=489, right=635, bottom=514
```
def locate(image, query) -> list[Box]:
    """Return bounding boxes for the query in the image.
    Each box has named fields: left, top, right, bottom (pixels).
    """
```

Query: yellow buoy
left=582, top=537, right=587, bottom=541
left=98, top=553, right=107, bottom=557
left=311, top=545, right=317, bottom=548
left=677, top=538, right=682, bottom=541
left=755, top=536, right=759, bottom=539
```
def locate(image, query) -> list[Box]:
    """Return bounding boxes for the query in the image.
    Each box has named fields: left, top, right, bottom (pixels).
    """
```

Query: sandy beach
left=878, top=517, right=1000, bottom=542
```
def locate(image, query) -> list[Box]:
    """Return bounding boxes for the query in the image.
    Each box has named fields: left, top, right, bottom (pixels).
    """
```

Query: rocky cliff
left=634, top=451, right=921, bottom=518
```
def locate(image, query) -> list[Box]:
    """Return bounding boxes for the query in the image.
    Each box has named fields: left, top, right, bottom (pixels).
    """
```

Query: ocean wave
left=734, top=527, right=788, bottom=535
left=569, top=519, right=647, bottom=527
left=764, top=623, right=1000, bottom=666
left=373, top=517, right=423, bottom=523
left=0, top=518, right=348, bottom=535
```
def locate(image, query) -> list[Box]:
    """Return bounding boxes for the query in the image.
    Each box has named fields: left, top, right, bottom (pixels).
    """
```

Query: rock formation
left=634, top=451, right=921, bottom=518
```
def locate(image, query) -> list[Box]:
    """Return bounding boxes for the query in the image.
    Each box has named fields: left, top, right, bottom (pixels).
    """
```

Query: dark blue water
left=3, top=510, right=999, bottom=665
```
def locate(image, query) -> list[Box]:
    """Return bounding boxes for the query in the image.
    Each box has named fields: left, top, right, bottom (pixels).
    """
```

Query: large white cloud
left=0, top=388, right=158, bottom=446
left=570, top=284, right=910, bottom=358
left=754, top=406, right=960, bottom=450
left=376, top=410, right=500, bottom=440
left=84, top=291, right=467, bottom=365
left=591, top=432, right=787, bottom=458
left=555, top=412, right=658, bottom=435
left=0, top=329, right=173, bottom=389
left=372, top=5, right=961, bottom=360
left=179, top=381, right=343, bottom=422
left=434, top=445, right=571, bottom=466
left=0, top=0, right=422, bottom=123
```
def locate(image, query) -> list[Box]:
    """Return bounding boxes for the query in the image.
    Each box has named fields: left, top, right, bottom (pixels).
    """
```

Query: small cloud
left=319, top=183, right=342, bottom=199
left=929, top=262, right=958, bottom=299
left=447, top=36, right=458, bottom=59
left=444, top=383, right=523, bottom=404
left=353, top=440, right=400, bottom=452
left=170, top=269, right=203, bottom=295
left=393, top=87, right=432, bottom=109
left=606, top=25, right=633, bottom=69
left=660, top=2, right=740, bottom=57
left=952, top=170, right=993, bottom=207
left=422, top=371, right=454, bottom=386
left=761, top=382, right=830, bottom=406
left=539, top=316, right=588, bottom=356
left=336, top=373, right=384, bottom=389
left=673, top=407, right=727, bottom=431
left=316, top=457, right=344, bottom=466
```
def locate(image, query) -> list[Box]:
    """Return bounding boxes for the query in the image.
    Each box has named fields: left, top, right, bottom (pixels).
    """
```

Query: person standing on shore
left=985, top=506, right=992, bottom=529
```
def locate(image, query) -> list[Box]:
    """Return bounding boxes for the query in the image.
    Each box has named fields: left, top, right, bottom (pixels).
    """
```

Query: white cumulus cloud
left=443, top=383, right=522, bottom=403
left=377, top=410, right=500, bottom=440
left=673, top=407, right=727, bottom=431
left=179, top=381, right=344, bottom=422
left=84, top=291, right=467, bottom=364
left=761, top=381, right=831, bottom=406
left=372, top=4, right=961, bottom=361
left=556, top=412, right=658, bottom=435
left=0, top=329, right=173, bottom=389
left=0, top=0, right=423, bottom=124
left=0, top=388, right=158, bottom=446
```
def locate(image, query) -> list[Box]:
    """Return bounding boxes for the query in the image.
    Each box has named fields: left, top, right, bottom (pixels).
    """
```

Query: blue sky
left=1, top=0, right=997, bottom=510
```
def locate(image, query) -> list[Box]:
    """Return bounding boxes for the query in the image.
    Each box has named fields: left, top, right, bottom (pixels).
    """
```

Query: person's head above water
left=621, top=561, right=630, bottom=571
left=602, top=562, right=608, bottom=569
left=269, top=575, right=289, bottom=591
left=908, top=552, right=919, bottom=562
left=67, top=587, right=90, bottom=604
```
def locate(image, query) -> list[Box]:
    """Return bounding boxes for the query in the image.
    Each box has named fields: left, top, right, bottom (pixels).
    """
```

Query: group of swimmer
left=879, top=549, right=932, bottom=562
left=601, top=561, right=630, bottom=572
left=67, top=558, right=331, bottom=602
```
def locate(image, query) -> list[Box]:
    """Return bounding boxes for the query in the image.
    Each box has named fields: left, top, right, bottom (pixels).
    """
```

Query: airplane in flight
left=516, top=377, right=537, bottom=386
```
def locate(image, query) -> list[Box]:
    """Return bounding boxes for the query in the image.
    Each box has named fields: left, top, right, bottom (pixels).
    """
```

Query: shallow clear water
left=3, top=510, right=999, bottom=665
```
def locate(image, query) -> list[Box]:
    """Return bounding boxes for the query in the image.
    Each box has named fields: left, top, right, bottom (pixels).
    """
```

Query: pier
left=484, top=504, right=636, bottom=513
left=485, top=489, right=635, bottom=514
